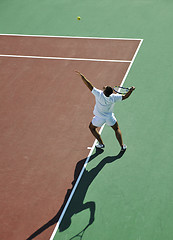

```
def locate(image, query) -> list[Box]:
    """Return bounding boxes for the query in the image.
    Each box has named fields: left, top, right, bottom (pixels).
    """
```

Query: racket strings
left=113, top=86, right=129, bottom=94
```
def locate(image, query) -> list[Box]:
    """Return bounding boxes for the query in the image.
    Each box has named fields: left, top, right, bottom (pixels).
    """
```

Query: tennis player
left=75, top=71, right=135, bottom=152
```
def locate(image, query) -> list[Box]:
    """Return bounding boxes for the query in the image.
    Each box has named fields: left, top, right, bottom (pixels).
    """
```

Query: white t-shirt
left=92, top=87, right=122, bottom=118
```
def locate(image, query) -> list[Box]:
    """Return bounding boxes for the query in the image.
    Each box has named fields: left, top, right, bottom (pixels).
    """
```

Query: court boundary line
left=0, top=33, right=143, bottom=41
left=49, top=125, right=105, bottom=240
left=0, top=54, right=131, bottom=63
left=50, top=125, right=105, bottom=240
left=121, top=38, right=143, bottom=86
left=0, top=34, right=143, bottom=63
left=49, top=38, right=143, bottom=240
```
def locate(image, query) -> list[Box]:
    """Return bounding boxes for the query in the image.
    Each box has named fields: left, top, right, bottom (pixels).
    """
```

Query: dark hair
left=104, top=86, right=113, bottom=97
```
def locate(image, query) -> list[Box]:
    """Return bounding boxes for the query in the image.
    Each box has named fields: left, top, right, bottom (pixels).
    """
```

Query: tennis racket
left=113, top=86, right=131, bottom=94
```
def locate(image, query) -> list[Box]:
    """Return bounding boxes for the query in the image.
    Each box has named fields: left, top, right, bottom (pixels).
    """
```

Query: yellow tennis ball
left=77, top=16, right=81, bottom=20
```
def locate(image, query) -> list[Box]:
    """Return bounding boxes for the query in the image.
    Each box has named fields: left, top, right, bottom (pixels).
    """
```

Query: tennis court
left=0, top=0, right=173, bottom=240
left=0, top=34, right=142, bottom=239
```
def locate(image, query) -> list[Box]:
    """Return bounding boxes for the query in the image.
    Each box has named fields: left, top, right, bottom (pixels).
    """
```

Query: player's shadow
left=26, top=148, right=126, bottom=240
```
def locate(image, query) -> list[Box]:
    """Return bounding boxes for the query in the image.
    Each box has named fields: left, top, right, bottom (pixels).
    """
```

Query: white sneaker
left=95, top=143, right=105, bottom=149
left=121, top=144, right=127, bottom=151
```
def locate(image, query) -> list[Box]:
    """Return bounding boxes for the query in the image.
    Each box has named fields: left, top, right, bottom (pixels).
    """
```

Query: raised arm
left=75, top=71, right=94, bottom=91
left=122, top=86, right=135, bottom=100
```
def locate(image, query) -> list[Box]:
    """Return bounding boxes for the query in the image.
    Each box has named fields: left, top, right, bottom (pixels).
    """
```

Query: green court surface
left=1, top=0, right=173, bottom=240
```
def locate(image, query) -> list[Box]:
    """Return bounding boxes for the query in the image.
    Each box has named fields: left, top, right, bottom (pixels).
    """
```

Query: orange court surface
left=0, top=34, right=142, bottom=240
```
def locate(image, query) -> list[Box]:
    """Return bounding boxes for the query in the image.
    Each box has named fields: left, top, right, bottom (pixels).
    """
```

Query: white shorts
left=92, top=115, right=117, bottom=127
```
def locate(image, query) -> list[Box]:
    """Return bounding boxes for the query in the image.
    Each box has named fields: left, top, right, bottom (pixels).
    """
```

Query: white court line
left=120, top=39, right=143, bottom=87
left=0, top=34, right=142, bottom=62
left=0, top=33, right=143, bottom=41
left=49, top=38, right=143, bottom=240
left=0, top=54, right=131, bottom=63
left=49, top=124, right=105, bottom=240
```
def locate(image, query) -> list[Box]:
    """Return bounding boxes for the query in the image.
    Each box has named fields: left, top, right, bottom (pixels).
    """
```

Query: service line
left=0, top=54, right=131, bottom=63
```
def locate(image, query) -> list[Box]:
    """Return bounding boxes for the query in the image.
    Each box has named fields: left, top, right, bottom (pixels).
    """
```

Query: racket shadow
left=69, top=223, right=90, bottom=240
left=26, top=149, right=125, bottom=240
left=61, top=150, right=125, bottom=239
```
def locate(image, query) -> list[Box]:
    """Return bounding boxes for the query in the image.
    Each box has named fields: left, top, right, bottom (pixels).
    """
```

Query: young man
left=75, top=71, right=135, bottom=152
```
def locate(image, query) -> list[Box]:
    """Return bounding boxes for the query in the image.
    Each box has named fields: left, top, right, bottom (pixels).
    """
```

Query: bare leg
left=111, top=122, right=123, bottom=147
left=89, top=122, right=104, bottom=145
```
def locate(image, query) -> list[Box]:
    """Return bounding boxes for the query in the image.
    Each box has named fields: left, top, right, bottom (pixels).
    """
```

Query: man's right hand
left=130, top=86, right=135, bottom=91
